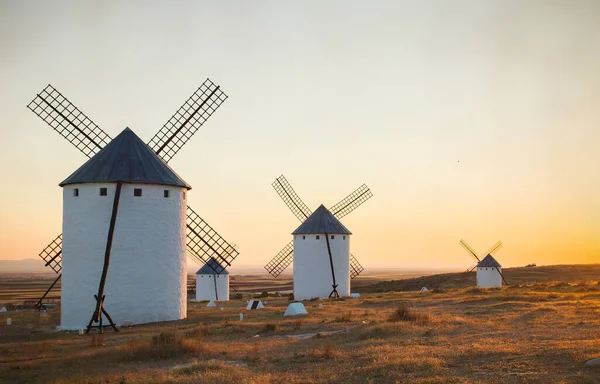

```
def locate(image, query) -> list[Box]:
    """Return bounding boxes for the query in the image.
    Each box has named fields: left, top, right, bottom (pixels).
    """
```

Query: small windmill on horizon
left=460, top=239, right=507, bottom=288
left=27, top=80, right=240, bottom=331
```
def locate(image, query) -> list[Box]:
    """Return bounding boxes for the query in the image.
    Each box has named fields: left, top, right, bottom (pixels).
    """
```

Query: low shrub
left=334, top=311, right=353, bottom=323
left=358, top=326, right=391, bottom=340
left=293, top=319, right=303, bottom=329
left=246, top=344, right=261, bottom=364
left=185, top=326, right=208, bottom=340
left=117, top=331, right=207, bottom=361
left=262, top=323, right=278, bottom=333
left=90, top=334, right=104, bottom=347
left=310, top=342, right=339, bottom=360
left=322, top=342, right=338, bottom=359
left=388, top=305, right=430, bottom=324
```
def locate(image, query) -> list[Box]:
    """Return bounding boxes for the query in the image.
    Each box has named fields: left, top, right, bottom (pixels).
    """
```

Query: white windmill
left=60, top=128, right=190, bottom=329
left=27, top=80, right=239, bottom=332
left=264, top=175, right=372, bottom=280
left=460, top=239, right=507, bottom=288
left=195, top=257, right=230, bottom=302
left=292, top=205, right=352, bottom=300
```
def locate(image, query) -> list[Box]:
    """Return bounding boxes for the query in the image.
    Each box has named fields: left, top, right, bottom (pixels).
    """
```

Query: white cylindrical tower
left=59, top=128, right=191, bottom=329
left=195, top=258, right=230, bottom=301
left=476, top=255, right=503, bottom=288
left=292, top=205, right=351, bottom=300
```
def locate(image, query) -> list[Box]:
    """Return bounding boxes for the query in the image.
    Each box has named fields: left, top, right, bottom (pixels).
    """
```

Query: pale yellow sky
left=0, top=1, right=598, bottom=269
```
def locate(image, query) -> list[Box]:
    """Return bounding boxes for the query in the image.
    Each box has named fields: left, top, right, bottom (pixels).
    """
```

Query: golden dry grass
left=0, top=267, right=599, bottom=383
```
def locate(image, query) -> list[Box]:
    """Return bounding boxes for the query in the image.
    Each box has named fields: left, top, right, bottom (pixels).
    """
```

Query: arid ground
left=0, top=265, right=599, bottom=383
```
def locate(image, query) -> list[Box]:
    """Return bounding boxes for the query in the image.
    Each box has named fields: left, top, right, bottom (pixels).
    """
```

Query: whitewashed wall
left=61, top=183, right=187, bottom=330
left=293, top=234, right=350, bottom=300
left=195, top=274, right=229, bottom=301
left=477, top=267, right=502, bottom=288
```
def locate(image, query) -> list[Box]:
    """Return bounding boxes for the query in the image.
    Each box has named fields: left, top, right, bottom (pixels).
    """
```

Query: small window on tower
left=316, top=235, right=320, bottom=240
left=302, top=235, right=305, bottom=240
left=134, top=188, right=142, bottom=197
left=73, top=188, right=79, bottom=197
left=343, top=236, right=346, bottom=240
left=100, top=188, right=107, bottom=196
left=164, top=190, right=170, bottom=198
left=183, top=191, right=186, bottom=199
left=331, top=235, right=335, bottom=240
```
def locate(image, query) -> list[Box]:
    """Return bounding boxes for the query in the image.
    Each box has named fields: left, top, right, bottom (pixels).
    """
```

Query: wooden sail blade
left=272, top=175, right=312, bottom=222
left=264, top=241, right=294, bottom=278
left=148, top=79, right=228, bottom=163
left=349, top=254, right=364, bottom=279
left=186, top=206, right=239, bottom=273
left=38, top=233, right=63, bottom=273
left=459, top=239, right=481, bottom=262
left=329, top=184, right=373, bottom=220
left=484, top=241, right=503, bottom=257
left=27, top=84, right=111, bottom=158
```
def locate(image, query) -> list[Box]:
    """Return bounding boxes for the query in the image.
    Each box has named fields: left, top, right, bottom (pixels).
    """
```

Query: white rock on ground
left=585, top=358, right=600, bottom=367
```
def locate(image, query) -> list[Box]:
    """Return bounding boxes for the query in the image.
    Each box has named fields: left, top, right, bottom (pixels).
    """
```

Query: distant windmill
left=264, top=175, right=372, bottom=279
left=27, top=80, right=239, bottom=329
left=195, top=257, right=231, bottom=302
left=460, top=239, right=507, bottom=287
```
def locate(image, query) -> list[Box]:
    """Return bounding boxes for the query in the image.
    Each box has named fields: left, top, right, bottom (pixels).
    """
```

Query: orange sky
left=0, top=1, right=599, bottom=269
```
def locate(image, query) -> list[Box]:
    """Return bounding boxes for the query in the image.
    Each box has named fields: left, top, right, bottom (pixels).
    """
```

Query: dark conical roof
left=477, top=254, right=502, bottom=268
left=292, top=204, right=352, bottom=235
left=196, top=257, right=228, bottom=275
left=60, top=128, right=191, bottom=189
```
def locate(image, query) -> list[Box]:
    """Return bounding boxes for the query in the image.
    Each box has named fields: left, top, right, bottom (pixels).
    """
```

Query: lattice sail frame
left=186, top=206, right=239, bottom=274
left=272, top=177, right=312, bottom=222
left=265, top=175, right=371, bottom=278
left=28, top=80, right=238, bottom=278
left=459, top=239, right=480, bottom=262
left=27, top=85, right=112, bottom=158
left=39, top=234, right=63, bottom=273
left=263, top=241, right=294, bottom=278
left=484, top=241, right=503, bottom=257
left=349, top=255, right=364, bottom=279
left=329, top=184, right=373, bottom=219
left=148, top=79, right=228, bottom=163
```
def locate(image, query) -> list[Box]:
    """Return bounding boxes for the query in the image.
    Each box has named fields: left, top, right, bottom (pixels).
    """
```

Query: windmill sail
left=349, top=254, right=365, bottom=279
left=264, top=241, right=294, bottom=278
left=459, top=239, right=481, bottom=262
left=272, top=175, right=312, bottom=221
left=148, top=78, right=228, bottom=163
left=186, top=206, right=239, bottom=271
left=329, top=184, right=373, bottom=219
left=27, top=85, right=112, bottom=158
left=484, top=241, right=503, bottom=257
left=38, top=234, right=63, bottom=273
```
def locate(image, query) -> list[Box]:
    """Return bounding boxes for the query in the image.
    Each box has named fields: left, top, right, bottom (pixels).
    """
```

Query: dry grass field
left=0, top=265, right=599, bottom=383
